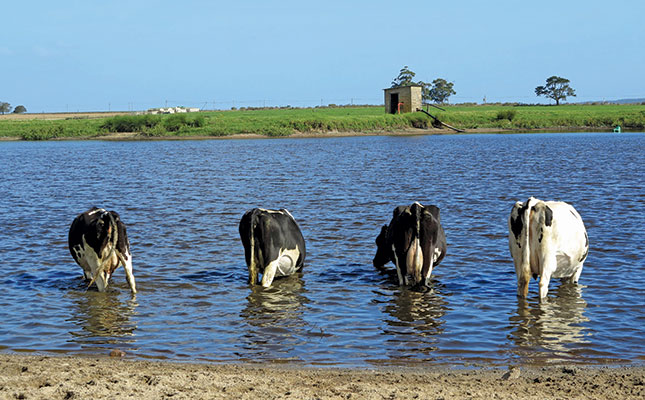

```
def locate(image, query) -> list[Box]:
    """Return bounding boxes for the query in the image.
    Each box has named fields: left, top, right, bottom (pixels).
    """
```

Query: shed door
left=390, top=93, right=399, bottom=114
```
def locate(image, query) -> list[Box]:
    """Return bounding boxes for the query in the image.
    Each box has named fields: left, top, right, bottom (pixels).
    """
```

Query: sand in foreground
left=1, top=354, right=643, bottom=399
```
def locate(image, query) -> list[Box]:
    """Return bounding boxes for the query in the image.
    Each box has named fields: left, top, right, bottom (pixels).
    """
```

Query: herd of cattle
left=68, top=197, right=589, bottom=301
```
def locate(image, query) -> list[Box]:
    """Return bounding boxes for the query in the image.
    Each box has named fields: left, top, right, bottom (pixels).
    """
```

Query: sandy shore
left=1, top=354, right=643, bottom=399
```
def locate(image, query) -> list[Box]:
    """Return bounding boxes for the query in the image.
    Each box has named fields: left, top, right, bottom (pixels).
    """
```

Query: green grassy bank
left=1, top=104, right=644, bottom=140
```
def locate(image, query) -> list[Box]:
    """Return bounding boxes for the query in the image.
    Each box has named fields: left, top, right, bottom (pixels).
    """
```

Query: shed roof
left=383, top=84, right=423, bottom=91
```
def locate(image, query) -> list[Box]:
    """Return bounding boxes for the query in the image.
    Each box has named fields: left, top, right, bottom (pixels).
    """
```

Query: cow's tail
left=519, top=198, right=538, bottom=288
left=407, top=202, right=424, bottom=285
left=248, top=210, right=259, bottom=285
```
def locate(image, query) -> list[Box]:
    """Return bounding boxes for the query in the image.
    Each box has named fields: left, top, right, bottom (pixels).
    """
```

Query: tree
left=0, top=102, right=11, bottom=114
left=391, top=66, right=417, bottom=87
left=535, top=76, right=576, bottom=105
left=426, top=78, right=456, bottom=104
left=13, top=105, right=27, bottom=114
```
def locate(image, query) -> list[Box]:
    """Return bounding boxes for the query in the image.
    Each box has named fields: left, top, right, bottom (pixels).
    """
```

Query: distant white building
left=148, top=106, right=200, bottom=115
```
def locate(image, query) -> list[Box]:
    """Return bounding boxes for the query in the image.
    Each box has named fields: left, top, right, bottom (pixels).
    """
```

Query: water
left=0, top=132, right=643, bottom=367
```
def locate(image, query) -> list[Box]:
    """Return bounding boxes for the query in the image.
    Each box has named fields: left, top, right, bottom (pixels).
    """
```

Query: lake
left=0, top=132, right=643, bottom=367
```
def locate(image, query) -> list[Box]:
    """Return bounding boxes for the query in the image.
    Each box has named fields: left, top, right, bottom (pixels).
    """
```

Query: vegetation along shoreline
left=0, top=104, right=643, bottom=141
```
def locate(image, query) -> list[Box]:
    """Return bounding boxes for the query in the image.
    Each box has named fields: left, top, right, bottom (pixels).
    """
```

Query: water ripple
left=0, top=133, right=643, bottom=367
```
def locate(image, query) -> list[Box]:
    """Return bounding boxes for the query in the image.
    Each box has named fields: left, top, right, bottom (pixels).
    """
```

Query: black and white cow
left=68, top=207, right=136, bottom=293
left=373, top=202, right=447, bottom=287
left=239, top=208, right=306, bottom=288
left=508, top=197, right=588, bottom=300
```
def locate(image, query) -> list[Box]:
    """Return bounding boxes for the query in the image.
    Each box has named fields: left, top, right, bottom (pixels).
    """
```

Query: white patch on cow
left=88, top=208, right=106, bottom=216
left=72, top=244, right=92, bottom=280
left=259, top=208, right=286, bottom=215
left=261, top=245, right=301, bottom=288
left=433, top=247, right=442, bottom=263
left=78, top=235, right=106, bottom=290
left=406, top=237, right=423, bottom=285
left=77, top=233, right=124, bottom=292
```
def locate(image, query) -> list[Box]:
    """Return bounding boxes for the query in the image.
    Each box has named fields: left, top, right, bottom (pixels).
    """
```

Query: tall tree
left=391, top=66, right=416, bottom=87
left=0, top=102, right=11, bottom=114
left=535, top=76, right=576, bottom=105
left=427, top=78, right=456, bottom=104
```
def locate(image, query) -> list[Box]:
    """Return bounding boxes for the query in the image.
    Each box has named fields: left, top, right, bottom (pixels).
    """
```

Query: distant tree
left=426, top=78, right=456, bottom=104
left=13, top=105, right=27, bottom=114
left=0, top=102, right=11, bottom=114
left=535, top=76, right=576, bottom=105
left=391, top=66, right=417, bottom=87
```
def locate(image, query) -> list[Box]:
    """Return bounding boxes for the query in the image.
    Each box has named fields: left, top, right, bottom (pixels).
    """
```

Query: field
left=1, top=104, right=644, bottom=140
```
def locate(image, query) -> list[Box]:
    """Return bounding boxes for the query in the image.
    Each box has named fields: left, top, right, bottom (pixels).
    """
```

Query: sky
left=2, top=0, right=644, bottom=112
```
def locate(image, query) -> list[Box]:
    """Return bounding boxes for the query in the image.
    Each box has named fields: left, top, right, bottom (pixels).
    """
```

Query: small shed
left=384, top=85, right=423, bottom=114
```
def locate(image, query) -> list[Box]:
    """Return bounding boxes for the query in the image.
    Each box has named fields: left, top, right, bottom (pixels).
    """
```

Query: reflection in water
left=508, top=283, right=590, bottom=362
left=379, top=285, right=448, bottom=360
left=237, top=274, right=310, bottom=362
left=67, top=290, right=138, bottom=347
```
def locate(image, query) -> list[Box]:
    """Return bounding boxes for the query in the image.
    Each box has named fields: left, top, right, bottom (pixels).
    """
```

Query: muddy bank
left=1, top=354, right=643, bottom=399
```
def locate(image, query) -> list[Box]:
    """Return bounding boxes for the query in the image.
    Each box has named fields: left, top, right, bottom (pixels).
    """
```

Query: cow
left=508, top=197, right=588, bottom=300
left=373, top=202, right=447, bottom=287
left=68, top=207, right=137, bottom=293
left=239, top=208, right=306, bottom=288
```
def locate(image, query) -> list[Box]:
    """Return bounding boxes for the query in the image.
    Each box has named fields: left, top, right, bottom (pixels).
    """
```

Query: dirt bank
left=1, top=354, right=643, bottom=399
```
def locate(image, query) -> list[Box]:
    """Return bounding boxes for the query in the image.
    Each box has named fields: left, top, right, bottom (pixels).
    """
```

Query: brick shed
left=384, top=85, right=423, bottom=114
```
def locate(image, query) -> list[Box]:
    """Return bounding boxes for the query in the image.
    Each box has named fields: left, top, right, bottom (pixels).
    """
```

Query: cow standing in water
left=373, top=202, right=447, bottom=287
left=239, top=208, right=306, bottom=288
left=68, top=207, right=137, bottom=293
left=508, top=197, right=588, bottom=300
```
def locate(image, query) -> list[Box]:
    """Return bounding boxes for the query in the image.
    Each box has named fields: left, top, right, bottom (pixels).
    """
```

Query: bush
left=404, top=113, right=431, bottom=129
left=21, top=125, right=65, bottom=140
left=141, top=124, right=168, bottom=137
left=162, top=114, right=205, bottom=132
left=495, top=109, right=517, bottom=121
left=101, top=115, right=160, bottom=132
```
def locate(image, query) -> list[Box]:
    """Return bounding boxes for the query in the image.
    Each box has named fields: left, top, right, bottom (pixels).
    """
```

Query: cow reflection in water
left=508, top=283, right=589, bottom=358
left=380, top=285, right=448, bottom=360
left=68, top=290, right=138, bottom=343
left=238, top=275, right=311, bottom=361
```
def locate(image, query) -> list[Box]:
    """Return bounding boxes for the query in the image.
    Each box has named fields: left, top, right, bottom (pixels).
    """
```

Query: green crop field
left=1, top=104, right=644, bottom=140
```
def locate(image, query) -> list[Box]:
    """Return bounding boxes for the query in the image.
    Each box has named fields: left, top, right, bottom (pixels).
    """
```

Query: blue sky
left=2, top=0, right=643, bottom=112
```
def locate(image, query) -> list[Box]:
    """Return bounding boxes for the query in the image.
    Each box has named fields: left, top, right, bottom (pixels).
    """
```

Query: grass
left=430, top=104, right=645, bottom=130
left=1, top=104, right=644, bottom=140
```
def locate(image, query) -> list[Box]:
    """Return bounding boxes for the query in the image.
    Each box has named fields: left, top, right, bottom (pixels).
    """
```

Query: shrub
left=162, top=114, right=205, bottom=132
left=101, top=115, right=160, bottom=132
left=142, top=124, right=167, bottom=137
left=21, top=125, right=65, bottom=140
left=404, top=113, right=431, bottom=129
left=163, top=114, right=187, bottom=132
left=495, top=109, right=517, bottom=121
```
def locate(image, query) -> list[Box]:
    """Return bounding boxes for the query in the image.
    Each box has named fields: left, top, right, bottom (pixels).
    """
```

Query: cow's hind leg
left=261, top=260, right=279, bottom=288
left=538, top=268, right=554, bottom=301
left=121, top=253, right=137, bottom=294
left=517, top=275, right=529, bottom=298
left=538, top=253, right=557, bottom=301
left=568, top=263, right=584, bottom=284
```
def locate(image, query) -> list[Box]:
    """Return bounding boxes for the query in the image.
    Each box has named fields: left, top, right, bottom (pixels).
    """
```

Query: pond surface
left=0, top=132, right=643, bottom=367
